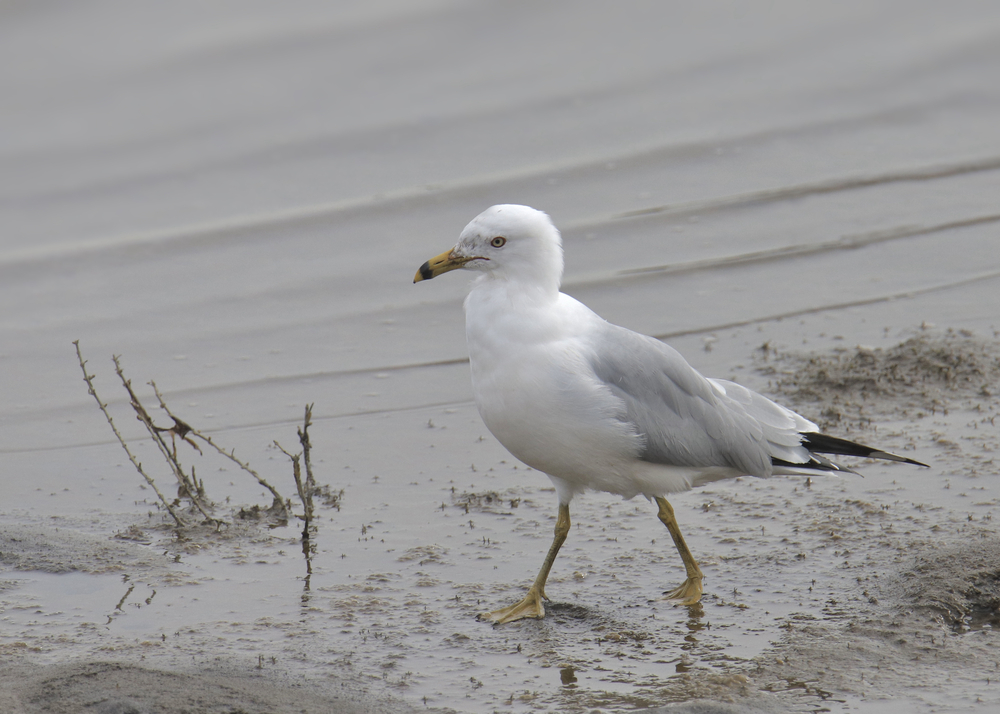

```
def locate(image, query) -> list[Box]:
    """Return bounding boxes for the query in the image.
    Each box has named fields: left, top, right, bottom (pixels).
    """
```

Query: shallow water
left=2, top=2, right=1000, bottom=712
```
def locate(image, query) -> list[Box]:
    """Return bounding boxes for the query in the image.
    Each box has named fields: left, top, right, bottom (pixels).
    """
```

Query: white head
left=414, top=205, right=564, bottom=293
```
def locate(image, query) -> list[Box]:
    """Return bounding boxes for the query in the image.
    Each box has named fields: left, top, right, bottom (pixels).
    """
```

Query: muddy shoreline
left=2, top=332, right=997, bottom=712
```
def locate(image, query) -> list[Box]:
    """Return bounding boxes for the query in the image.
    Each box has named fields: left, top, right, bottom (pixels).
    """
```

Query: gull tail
left=772, top=432, right=928, bottom=475
left=800, top=432, right=928, bottom=467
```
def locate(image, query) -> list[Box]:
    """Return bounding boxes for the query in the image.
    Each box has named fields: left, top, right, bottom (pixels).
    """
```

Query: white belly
left=464, top=285, right=740, bottom=499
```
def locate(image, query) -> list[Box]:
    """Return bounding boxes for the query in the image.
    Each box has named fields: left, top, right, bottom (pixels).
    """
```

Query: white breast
left=464, top=285, right=643, bottom=492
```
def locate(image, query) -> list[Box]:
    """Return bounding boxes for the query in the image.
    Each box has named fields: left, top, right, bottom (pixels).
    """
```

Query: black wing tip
left=800, top=432, right=928, bottom=468
left=867, top=450, right=930, bottom=468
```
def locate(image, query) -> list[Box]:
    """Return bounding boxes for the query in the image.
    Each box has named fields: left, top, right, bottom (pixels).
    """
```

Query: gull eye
left=491, top=236, right=506, bottom=248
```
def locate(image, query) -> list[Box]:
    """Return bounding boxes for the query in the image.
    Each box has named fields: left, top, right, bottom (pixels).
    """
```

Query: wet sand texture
left=0, top=660, right=417, bottom=714
left=2, top=1, right=1000, bottom=712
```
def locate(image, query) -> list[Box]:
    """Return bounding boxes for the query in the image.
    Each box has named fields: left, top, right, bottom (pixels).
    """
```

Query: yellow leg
left=478, top=503, right=571, bottom=624
left=654, top=496, right=703, bottom=605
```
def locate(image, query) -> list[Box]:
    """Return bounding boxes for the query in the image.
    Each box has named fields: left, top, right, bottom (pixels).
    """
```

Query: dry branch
left=149, top=380, right=287, bottom=512
left=274, top=439, right=313, bottom=530
left=298, top=403, right=315, bottom=493
left=77, top=343, right=324, bottom=540
left=112, top=357, right=217, bottom=524
left=275, top=406, right=318, bottom=548
left=74, top=341, right=185, bottom=526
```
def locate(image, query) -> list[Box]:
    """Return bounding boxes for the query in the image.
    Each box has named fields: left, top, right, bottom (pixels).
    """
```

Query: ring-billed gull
left=414, top=204, right=927, bottom=625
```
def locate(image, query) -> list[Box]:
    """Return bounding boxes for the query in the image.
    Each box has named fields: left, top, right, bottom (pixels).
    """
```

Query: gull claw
left=478, top=587, right=546, bottom=624
left=664, top=576, right=703, bottom=606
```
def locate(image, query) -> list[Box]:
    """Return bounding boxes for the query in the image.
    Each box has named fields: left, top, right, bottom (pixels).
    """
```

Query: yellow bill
left=413, top=249, right=478, bottom=282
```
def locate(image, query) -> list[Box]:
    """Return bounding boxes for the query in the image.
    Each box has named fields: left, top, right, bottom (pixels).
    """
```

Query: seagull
left=414, top=204, right=927, bottom=625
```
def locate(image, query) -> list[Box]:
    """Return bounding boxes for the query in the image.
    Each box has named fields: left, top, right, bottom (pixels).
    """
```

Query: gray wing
left=588, top=323, right=814, bottom=477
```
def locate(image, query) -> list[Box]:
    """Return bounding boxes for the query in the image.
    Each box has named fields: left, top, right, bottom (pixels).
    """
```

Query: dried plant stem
left=274, top=440, right=313, bottom=533
left=276, top=405, right=317, bottom=539
left=296, top=405, right=316, bottom=530
left=298, top=403, right=315, bottom=493
left=112, top=358, right=217, bottom=524
left=73, top=341, right=185, bottom=526
left=148, top=381, right=286, bottom=508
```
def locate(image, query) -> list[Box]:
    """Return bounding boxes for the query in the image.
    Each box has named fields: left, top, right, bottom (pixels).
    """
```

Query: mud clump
left=750, top=535, right=1000, bottom=705
left=0, top=523, right=165, bottom=575
left=894, top=538, right=1000, bottom=633
left=0, top=660, right=418, bottom=714
left=755, top=330, right=1000, bottom=430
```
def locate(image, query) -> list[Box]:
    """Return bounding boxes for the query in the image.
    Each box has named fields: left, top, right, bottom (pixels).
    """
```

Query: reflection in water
left=676, top=603, right=706, bottom=672
left=301, top=530, right=316, bottom=606
left=682, top=603, right=705, bottom=650
left=104, top=575, right=157, bottom=625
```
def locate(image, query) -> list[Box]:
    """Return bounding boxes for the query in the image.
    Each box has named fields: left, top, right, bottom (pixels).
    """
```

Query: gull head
left=414, top=204, right=564, bottom=291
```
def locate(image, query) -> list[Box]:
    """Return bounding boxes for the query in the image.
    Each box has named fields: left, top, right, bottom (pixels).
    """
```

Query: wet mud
left=756, top=329, right=1000, bottom=432
left=0, top=660, right=418, bottom=714
left=730, top=331, right=1000, bottom=711
left=2, top=331, right=997, bottom=713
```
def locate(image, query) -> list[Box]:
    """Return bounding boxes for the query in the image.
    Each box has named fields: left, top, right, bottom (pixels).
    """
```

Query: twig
left=73, top=341, right=184, bottom=526
left=295, top=406, right=316, bottom=532
left=298, top=404, right=315, bottom=493
left=282, top=407, right=318, bottom=577
left=273, top=439, right=312, bottom=526
left=112, top=359, right=217, bottom=524
left=149, top=381, right=286, bottom=509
